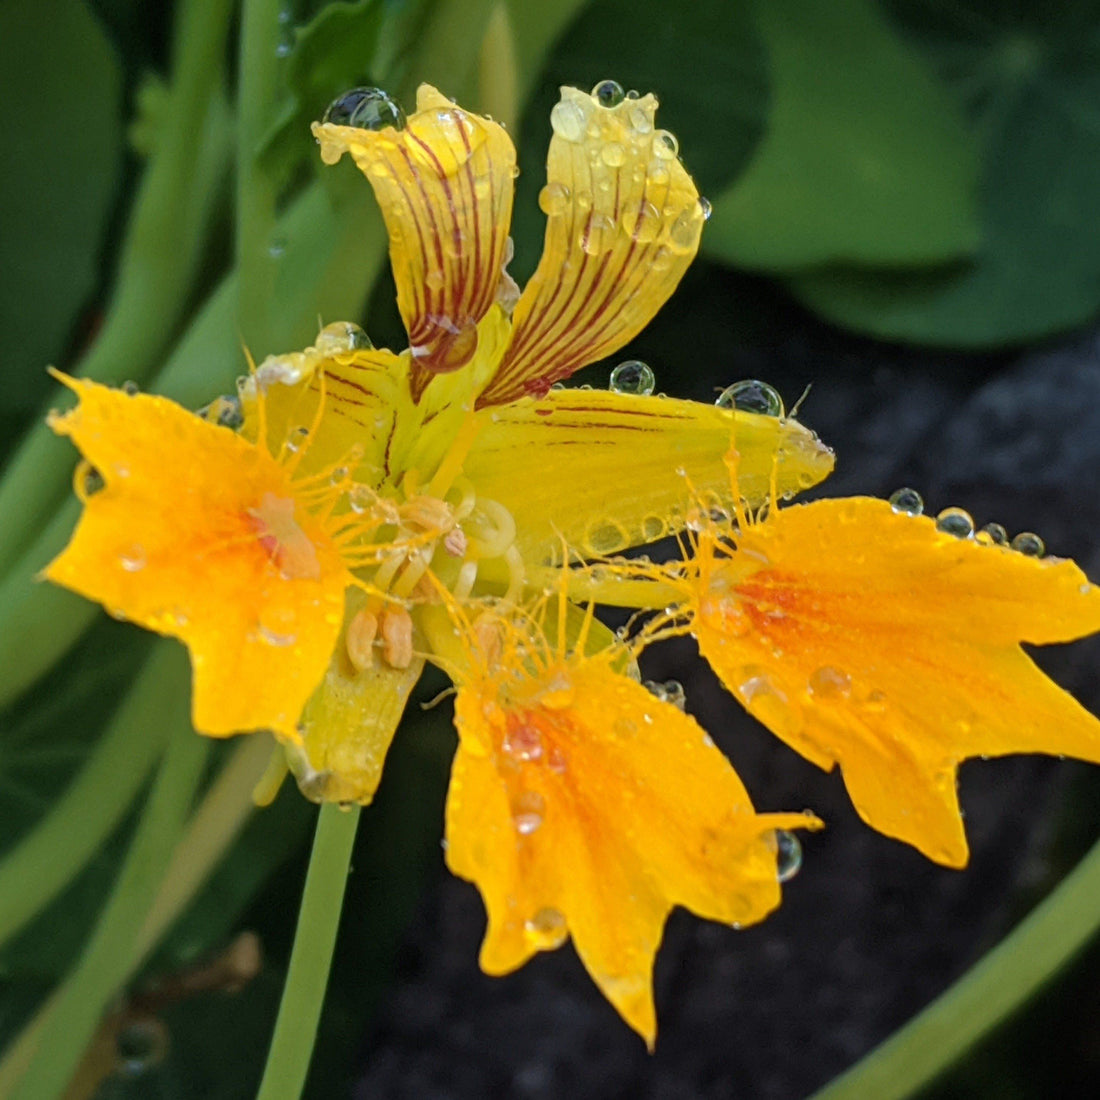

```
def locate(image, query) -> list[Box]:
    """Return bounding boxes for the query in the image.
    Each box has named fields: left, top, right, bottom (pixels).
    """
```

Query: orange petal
left=313, top=85, right=516, bottom=398
left=478, top=86, right=705, bottom=406
left=682, top=497, right=1100, bottom=866
left=446, top=644, right=815, bottom=1044
left=44, top=377, right=349, bottom=741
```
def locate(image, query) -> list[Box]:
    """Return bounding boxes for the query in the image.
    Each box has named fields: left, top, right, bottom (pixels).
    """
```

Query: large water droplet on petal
left=538, top=181, right=570, bottom=216
left=1011, top=531, right=1045, bottom=557
left=716, top=379, right=785, bottom=417
left=609, top=359, right=655, bottom=395
left=652, top=130, right=679, bottom=160
left=512, top=790, right=546, bottom=835
left=769, top=829, right=803, bottom=883
left=314, top=320, right=372, bottom=355
left=888, top=487, right=923, bottom=516
left=550, top=98, right=587, bottom=142
left=524, top=906, right=568, bottom=949
left=976, top=522, right=1008, bottom=546
left=323, top=87, right=405, bottom=131
left=592, top=79, right=625, bottom=108
left=935, top=507, right=974, bottom=539
left=808, top=666, right=851, bottom=699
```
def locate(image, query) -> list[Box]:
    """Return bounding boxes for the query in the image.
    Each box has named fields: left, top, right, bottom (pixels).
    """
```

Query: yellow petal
left=462, top=388, right=834, bottom=560
left=446, top=635, right=816, bottom=1044
left=479, top=87, right=705, bottom=405
left=680, top=497, right=1100, bottom=866
left=313, top=85, right=517, bottom=398
left=44, top=377, right=349, bottom=741
left=291, top=593, right=424, bottom=804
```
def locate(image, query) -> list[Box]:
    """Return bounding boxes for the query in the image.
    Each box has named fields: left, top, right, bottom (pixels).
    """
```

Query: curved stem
left=6, top=717, right=210, bottom=1100
left=256, top=803, right=361, bottom=1100
left=0, top=642, right=182, bottom=948
left=0, top=0, right=234, bottom=575
left=808, top=834, right=1100, bottom=1100
left=236, top=0, right=284, bottom=353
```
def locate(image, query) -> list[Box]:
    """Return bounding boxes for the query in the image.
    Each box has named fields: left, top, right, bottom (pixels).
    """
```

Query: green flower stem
left=0, top=0, right=234, bottom=577
left=0, top=731, right=273, bottom=1095
left=0, top=642, right=184, bottom=948
left=256, top=803, right=361, bottom=1100
left=809, top=834, right=1100, bottom=1100
left=5, top=710, right=210, bottom=1100
left=236, top=0, right=284, bottom=353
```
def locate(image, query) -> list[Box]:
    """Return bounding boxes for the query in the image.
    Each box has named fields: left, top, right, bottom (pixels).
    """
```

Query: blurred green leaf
left=509, top=0, right=769, bottom=283
left=704, top=0, right=979, bottom=271
left=788, top=1, right=1100, bottom=346
left=0, top=0, right=124, bottom=411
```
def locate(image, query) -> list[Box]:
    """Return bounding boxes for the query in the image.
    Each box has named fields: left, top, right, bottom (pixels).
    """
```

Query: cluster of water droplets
left=643, top=678, right=686, bottom=710
left=888, top=488, right=1045, bottom=556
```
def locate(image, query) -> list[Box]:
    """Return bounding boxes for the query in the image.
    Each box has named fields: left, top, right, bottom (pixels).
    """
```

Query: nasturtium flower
left=42, top=80, right=1100, bottom=1043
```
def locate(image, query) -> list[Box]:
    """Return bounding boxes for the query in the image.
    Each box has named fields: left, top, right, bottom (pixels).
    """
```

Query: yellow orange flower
left=43, top=76, right=1100, bottom=1044
left=613, top=459, right=1100, bottom=868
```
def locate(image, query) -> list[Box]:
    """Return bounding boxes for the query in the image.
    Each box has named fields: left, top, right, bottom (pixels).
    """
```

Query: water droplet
left=323, top=87, right=406, bottom=131
left=267, top=237, right=287, bottom=259
left=314, top=320, right=372, bottom=354
left=592, top=79, right=625, bottom=108
left=601, top=141, right=625, bottom=167
left=976, top=522, right=1008, bottom=546
left=652, top=130, right=679, bottom=160
left=512, top=790, right=546, bottom=835
left=669, top=207, right=703, bottom=251
left=258, top=607, right=297, bottom=647
left=641, top=514, right=666, bottom=541
left=698, top=196, right=713, bottom=221
left=550, top=98, right=587, bottom=142
left=889, top=487, right=923, bottom=516
left=644, top=679, right=686, bottom=710
left=808, top=666, right=851, bottom=699
left=284, top=425, right=310, bottom=453
left=1011, top=531, right=1045, bottom=557
left=935, top=507, right=974, bottom=539
left=547, top=745, right=568, bottom=774
left=716, top=379, right=784, bottom=417
left=581, top=212, right=616, bottom=255
left=116, top=1017, right=168, bottom=1077
left=119, top=545, right=146, bottom=572
left=504, top=721, right=543, bottom=761
left=81, top=465, right=105, bottom=496
left=769, top=829, right=803, bottom=883
left=121, top=380, right=140, bottom=396
left=411, top=315, right=479, bottom=372
left=275, top=35, right=293, bottom=58
left=538, top=180, right=570, bottom=216
left=609, top=359, right=655, bottom=395
left=629, top=105, right=653, bottom=134
left=584, top=519, right=629, bottom=555
left=524, top=906, right=567, bottom=949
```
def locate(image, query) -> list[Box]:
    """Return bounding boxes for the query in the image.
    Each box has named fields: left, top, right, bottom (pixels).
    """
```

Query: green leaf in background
left=509, top=0, right=769, bottom=282
left=0, top=0, right=124, bottom=411
left=788, top=0, right=1100, bottom=347
left=703, top=0, right=979, bottom=272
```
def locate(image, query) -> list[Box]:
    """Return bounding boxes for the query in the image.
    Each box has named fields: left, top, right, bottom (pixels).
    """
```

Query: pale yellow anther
left=403, top=495, right=456, bottom=534
left=444, top=527, right=468, bottom=557
left=380, top=607, right=414, bottom=669
left=345, top=608, right=379, bottom=671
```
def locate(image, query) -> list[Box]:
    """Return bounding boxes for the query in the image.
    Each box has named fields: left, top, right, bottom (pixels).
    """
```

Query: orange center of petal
left=246, top=491, right=321, bottom=580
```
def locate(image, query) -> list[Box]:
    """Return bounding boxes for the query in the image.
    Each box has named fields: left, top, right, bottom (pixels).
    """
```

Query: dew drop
left=314, top=320, right=372, bottom=354
left=768, top=829, right=803, bottom=883
left=550, top=98, right=587, bottom=142
left=808, top=666, right=851, bottom=699
left=716, top=379, right=784, bottom=417
left=538, top=181, right=570, bottom=216
left=888, top=487, right=923, bottom=516
left=652, top=130, right=679, bottom=160
left=81, top=465, right=105, bottom=496
left=198, top=395, right=244, bottom=429
left=580, top=212, right=617, bottom=255
left=503, top=721, right=543, bottom=761
left=976, top=522, right=1008, bottom=546
left=1011, top=531, right=1045, bottom=557
left=592, top=79, right=625, bottom=108
left=119, top=545, right=146, bottom=572
left=698, top=196, right=713, bottom=221
left=121, top=380, right=140, bottom=396
left=116, top=1018, right=168, bottom=1077
left=524, top=906, right=568, bottom=949
left=609, top=359, right=655, bottom=395
left=323, top=87, right=406, bottom=131
left=512, top=790, right=546, bottom=835
left=935, top=507, right=974, bottom=539
left=644, top=678, right=686, bottom=710
left=584, top=518, right=629, bottom=555
left=629, top=104, right=653, bottom=134
left=601, top=141, right=626, bottom=167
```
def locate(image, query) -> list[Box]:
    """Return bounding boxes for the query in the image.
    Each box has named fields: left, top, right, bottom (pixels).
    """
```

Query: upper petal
left=445, top=641, right=815, bottom=1044
left=680, top=497, right=1100, bottom=866
left=44, top=377, right=349, bottom=741
left=313, top=85, right=517, bottom=399
left=478, top=86, right=706, bottom=406
left=462, top=387, right=834, bottom=561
